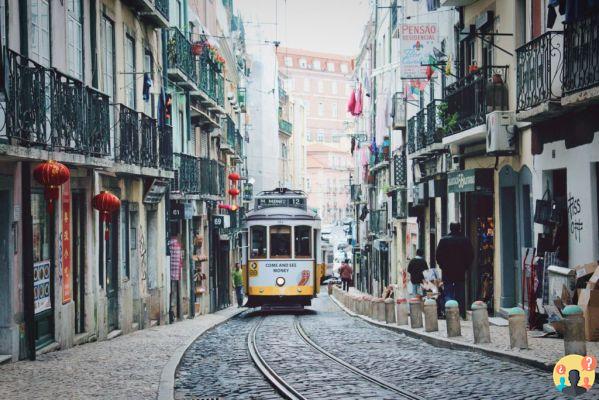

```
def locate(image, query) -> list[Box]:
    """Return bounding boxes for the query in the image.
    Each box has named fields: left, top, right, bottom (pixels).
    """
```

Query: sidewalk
left=0, top=307, right=243, bottom=400
left=332, top=287, right=599, bottom=374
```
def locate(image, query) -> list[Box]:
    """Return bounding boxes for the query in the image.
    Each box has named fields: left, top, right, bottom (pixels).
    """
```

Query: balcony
left=393, top=150, right=407, bottom=188
left=159, top=124, right=173, bottom=170
left=194, top=55, right=225, bottom=110
left=238, top=88, right=247, bottom=113
left=116, top=105, right=160, bottom=168
left=173, top=153, right=200, bottom=194
left=167, top=28, right=197, bottom=89
left=220, top=117, right=236, bottom=154
left=407, top=117, right=416, bottom=155
left=369, top=209, right=388, bottom=236
left=122, top=0, right=169, bottom=27
left=516, top=31, right=564, bottom=121
left=425, top=100, right=444, bottom=149
left=562, top=13, right=599, bottom=106
left=139, top=113, right=158, bottom=168
left=4, top=50, right=110, bottom=157
left=117, top=105, right=140, bottom=165
left=443, top=66, right=508, bottom=143
left=199, top=158, right=225, bottom=197
left=279, top=118, right=293, bottom=136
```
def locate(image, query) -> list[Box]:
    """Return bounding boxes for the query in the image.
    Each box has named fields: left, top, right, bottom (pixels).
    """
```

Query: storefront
left=448, top=169, right=495, bottom=312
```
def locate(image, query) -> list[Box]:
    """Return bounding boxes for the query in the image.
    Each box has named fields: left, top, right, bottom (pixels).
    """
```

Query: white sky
left=235, top=0, right=371, bottom=57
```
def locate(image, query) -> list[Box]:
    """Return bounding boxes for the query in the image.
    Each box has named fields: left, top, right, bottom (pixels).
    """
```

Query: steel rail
left=294, top=317, right=424, bottom=400
left=247, top=316, right=307, bottom=400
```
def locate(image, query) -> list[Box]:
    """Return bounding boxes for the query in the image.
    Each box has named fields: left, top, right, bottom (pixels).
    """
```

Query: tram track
left=247, top=314, right=424, bottom=400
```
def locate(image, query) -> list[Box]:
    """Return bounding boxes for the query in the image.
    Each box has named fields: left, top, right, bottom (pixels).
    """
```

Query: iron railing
left=407, top=116, right=416, bottom=154
left=199, top=158, right=225, bottom=196
left=159, top=124, right=173, bottom=170
left=235, top=131, right=244, bottom=155
left=224, top=117, right=236, bottom=148
left=563, top=13, right=599, bottom=96
left=415, top=108, right=426, bottom=151
left=425, top=100, right=443, bottom=145
left=279, top=118, right=292, bottom=135
left=118, top=104, right=140, bottom=165
left=155, top=0, right=169, bottom=20
left=85, top=87, right=111, bottom=156
left=167, top=28, right=196, bottom=83
left=516, top=31, right=564, bottom=112
left=444, top=65, right=509, bottom=136
left=393, top=150, right=407, bottom=187
left=139, top=113, right=158, bottom=168
left=51, top=70, right=85, bottom=152
left=369, top=209, right=388, bottom=236
left=174, top=153, right=200, bottom=193
left=198, top=56, right=224, bottom=106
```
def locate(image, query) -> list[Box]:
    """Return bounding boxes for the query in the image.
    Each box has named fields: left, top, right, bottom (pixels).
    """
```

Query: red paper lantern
left=228, top=172, right=240, bottom=181
left=92, top=191, right=121, bottom=240
left=33, top=160, right=70, bottom=213
left=230, top=205, right=238, bottom=212
left=228, top=187, right=240, bottom=197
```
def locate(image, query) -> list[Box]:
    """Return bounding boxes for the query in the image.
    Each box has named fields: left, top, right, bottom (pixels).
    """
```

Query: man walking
left=339, top=259, right=353, bottom=292
left=435, top=222, right=473, bottom=318
left=232, top=263, right=244, bottom=307
left=407, top=249, right=428, bottom=297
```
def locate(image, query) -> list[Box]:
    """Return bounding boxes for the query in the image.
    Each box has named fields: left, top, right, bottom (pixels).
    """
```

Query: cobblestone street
left=175, top=292, right=567, bottom=399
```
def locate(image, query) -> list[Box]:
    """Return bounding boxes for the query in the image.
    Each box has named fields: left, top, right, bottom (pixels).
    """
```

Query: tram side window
left=251, top=226, right=267, bottom=258
left=294, top=225, right=311, bottom=258
left=270, top=225, right=291, bottom=258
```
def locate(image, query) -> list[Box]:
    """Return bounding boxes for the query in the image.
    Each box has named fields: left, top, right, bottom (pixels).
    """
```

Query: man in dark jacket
left=407, top=249, right=428, bottom=296
left=436, top=222, right=474, bottom=318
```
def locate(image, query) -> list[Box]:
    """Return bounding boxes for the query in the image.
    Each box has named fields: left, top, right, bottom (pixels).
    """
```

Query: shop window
left=250, top=226, right=267, bottom=258
left=270, top=225, right=291, bottom=258
left=294, top=226, right=312, bottom=258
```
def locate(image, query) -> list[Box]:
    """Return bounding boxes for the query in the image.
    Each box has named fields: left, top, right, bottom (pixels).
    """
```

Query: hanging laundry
left=165, top=94, right=173, bottom=123
left=353, top=85, right=363, bottom=116
left=347, top=85, right=356, bottom=114
left=143, top=73, right=152, bottom=102
left=351, top=137, right=356, bottom=155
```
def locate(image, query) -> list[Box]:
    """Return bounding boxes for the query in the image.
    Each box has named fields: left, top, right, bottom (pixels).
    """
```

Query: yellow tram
left=243, top=188, right=323, bottom=309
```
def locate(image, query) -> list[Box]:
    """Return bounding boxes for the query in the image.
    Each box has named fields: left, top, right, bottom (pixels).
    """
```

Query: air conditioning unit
left=486, top=111, right=518, bottom=155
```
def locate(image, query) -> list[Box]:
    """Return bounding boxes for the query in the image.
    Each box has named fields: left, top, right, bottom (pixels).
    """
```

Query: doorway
left=104, top=210, right=119, bottom=332
left=72, top=191, right=86, bottom=334
left=0, top=178, right=13, bottom=355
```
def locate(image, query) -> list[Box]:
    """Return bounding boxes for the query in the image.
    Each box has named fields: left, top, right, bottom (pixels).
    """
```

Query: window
left=101, top=16, right=115, bottom=127
left=281, top=143, right=288, bottom=160
left=174, top=0, right=183, bottom=30
left=250, top=226, right=267, bottom=258
left=317, top=130, right=324, bottom=142
left=303, top=78, right=310, bottom=92
left=306, top=130, right=312, bottom=142
left=332, top=102, right=338, bottom=118
left=125, top=35, right=136, bottom=108
left=313, top=59, right=321, bottom=70
left=327, top=62, right=335, bottom=72
left=317, top=80, right=324, bottom=93
left=144, top=51, right=154, bottom=117
left=318, top=102, right=324, bottom=116
left=270, top=225, right=291, bottom=258
left=299, top=58, right=307, bottom=68
left=294, top=226, right=312, bottom=258
left=67, top=0, right=83, bottom=79
left=341, top=63, right=349, bottom=73
left=331, top=81, right=338, bottom=95
left=285, top=56, right=293, bottom=67
left=30, top=0, right=50, bottom=67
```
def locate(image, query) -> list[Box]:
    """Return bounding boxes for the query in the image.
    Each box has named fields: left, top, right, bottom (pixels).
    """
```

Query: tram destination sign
left=256, top=197, right=307, bottom=210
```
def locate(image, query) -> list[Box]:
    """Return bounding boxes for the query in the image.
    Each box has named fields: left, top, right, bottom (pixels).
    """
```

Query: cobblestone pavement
left=0, top=307, right=240, bottom=400
left=176, top=292, right=576, bottom=399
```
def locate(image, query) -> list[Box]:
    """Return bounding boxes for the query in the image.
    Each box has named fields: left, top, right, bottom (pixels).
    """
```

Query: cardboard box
left=577, top=289, right=599, bottom=341
left=574, top=261, right=598, bottom=279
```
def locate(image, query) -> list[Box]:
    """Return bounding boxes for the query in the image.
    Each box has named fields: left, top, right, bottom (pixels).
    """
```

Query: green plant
left=437, top=101, right=458, bottom=136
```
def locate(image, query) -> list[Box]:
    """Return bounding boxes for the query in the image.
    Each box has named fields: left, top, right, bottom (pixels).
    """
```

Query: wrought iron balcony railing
left=563, top=13, right=599, bottom=96
left=393, top=150, right=407, bottom=187
left=116, top=105, right=162, bottom=168
left=369, top=209, right=388, bottom=236
left=155, top=0, right=169, bottom=20
left=167, top=28, right=197, bottom=83
left=425, top=100, right=444, bottom=146
left=279, top=118, right=292, bottom=135
left=444, top=65, right=509, bottom=136
left=516, top=31, right=564, bottom=112
left=415, top=108, right=426, bottom=151
left=174, top=153, right=200, bottom=193
left=118, top=104, right=140, bottom=165
left=407, top=116, right=416, bottom=154
left=139, top=113, right=158, bottom=168
left=4, top=50, right=110, bottom=156
left=235, top=131, right=244, bottom=155
left=197, top=56, right=224, bottom=106
left=159, top=124, right=173, bottom=170
left=199, top=158, right=226, bottom=196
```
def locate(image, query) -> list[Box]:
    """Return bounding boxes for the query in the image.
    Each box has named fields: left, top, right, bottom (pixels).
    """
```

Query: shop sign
left=448, top=170, right=477, bottom=193
left=170, top=203, right=184, bottom=220
left=34, top=260, right=51, bottom=314
left=212, top=214, right=230, bottom=229
left=62, top=180, right=72, bottom=304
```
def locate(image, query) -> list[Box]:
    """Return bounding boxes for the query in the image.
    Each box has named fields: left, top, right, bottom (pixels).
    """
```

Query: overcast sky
left=235, top=0, right=371, bottom=56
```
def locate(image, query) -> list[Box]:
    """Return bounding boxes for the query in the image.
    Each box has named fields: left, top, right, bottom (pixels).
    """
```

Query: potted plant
left=437, top=101, right=458, bottom=137
left=468, top=63, right=478, bottom=74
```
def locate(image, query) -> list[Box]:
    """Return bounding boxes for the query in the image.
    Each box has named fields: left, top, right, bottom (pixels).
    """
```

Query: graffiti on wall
left=567, top=193, right=583, bottom=243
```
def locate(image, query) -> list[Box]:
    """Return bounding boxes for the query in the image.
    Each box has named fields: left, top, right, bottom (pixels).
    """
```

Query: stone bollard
left=471, top=301, right=491, bottom=344
left=563, top=305, right=587, bottom=356
left=445, top=300, right=461, bottom=337
left=423, top=298, right=439, bottom=332
left=327, top=282, right=333, bottom=296
left=508, top=307, right=528, bottom=349
left=368, top=296, right=376, bottom=318
left=395, top=298, right=409, bottom=326
left=360, top=296, right=368, bottom=316
left=375, top=298, right=386, bottom=321
left=385, top=298, right=396, bottom=324
left=409, top=298, right=423, bottom=329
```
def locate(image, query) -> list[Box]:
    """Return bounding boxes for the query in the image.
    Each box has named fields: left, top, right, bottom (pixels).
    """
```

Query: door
left=105, top=211, right=119, bottom=332
left=500, top=185, right=517, bottom=308
left=0, top=179, right=13, bottom=354
left=72, top=192, right=86, bottom=334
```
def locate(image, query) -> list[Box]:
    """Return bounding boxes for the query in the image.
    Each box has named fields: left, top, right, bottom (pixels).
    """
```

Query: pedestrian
left=407, top=248, right=428, bottom=297
left=168, top=232, right=183, bottom=323
left=435, top=222, right=474, bottom=318
left=339, top=259, right=353, bottom=292
left=232, top=263, right=244, bottom=307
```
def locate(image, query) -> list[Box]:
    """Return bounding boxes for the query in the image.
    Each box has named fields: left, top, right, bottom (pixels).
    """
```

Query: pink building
left=277, top=48, right=354, bottom=224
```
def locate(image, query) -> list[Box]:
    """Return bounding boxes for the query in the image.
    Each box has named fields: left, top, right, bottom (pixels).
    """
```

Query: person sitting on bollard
left=407, top=249, right=428, bottom=297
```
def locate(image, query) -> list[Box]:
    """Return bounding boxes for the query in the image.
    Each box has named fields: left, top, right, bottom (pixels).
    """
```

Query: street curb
left=157, top=307, right=246, bottom=400
left=329, top=294, right=556, bottom=374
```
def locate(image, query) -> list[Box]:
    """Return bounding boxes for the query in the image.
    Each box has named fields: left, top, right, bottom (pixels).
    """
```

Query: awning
left=447, top=169, right=493, bottom=194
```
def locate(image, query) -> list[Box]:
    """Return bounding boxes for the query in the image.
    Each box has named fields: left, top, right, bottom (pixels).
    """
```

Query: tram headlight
left=276, top=277, right=285, bottom=287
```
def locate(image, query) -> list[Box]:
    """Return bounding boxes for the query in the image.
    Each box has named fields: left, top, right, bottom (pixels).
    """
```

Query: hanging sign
left=255, top=197, right=307, bottom=210
left=34, top=260, right=52, bottom=314
left=62, top=180, right=72, bottom=304
left=398, top=23, right=439, bottom=79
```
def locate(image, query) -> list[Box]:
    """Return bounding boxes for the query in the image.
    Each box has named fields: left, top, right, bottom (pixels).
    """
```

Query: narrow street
left=175, top=292, right=555, bottom=400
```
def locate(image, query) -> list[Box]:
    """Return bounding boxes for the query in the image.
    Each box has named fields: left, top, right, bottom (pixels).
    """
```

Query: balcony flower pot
left=468, top=64, right=478, bottom=73
left=191, top=41, right=204, bottom=56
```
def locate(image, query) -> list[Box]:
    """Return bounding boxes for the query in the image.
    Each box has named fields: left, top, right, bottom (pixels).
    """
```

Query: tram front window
left=270, top=225, right=291, bottom=258
left=294, top=225, right=311, bottom=258
left=250, top=226, right=267, bottom=258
